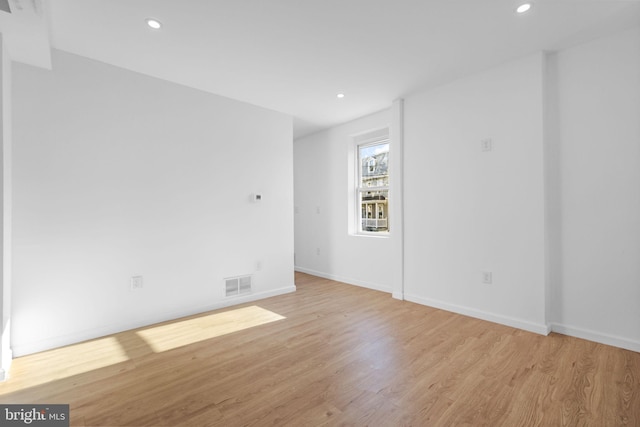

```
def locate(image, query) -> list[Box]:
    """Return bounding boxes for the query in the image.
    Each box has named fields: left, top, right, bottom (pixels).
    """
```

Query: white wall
left=550, top=27, right=640, bottom=350
left=0, top=35, right=13, bottom=377
left=294, top=27, right=640, bottom=351
left=12, top=50, right=295, bottom=356
left=403, top=54, right=548, bottom=334
left=294, top=110, right=394, bottom=293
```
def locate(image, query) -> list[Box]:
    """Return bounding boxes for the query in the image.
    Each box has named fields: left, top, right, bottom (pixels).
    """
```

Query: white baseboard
left=551, top=323, right=640, bottom=353
left=295, top=266, right=393, bottom=294
left=0, top=349, right=11, bottom=382
left=0, top=348, right=12, bottom=381
left=392, top=291, right=404, bottom=300
left=404, top=293, right=551, bottom=336
left=12, top=285, right=296, bottom=357
left=1, top=319, right=12, bottom=381
left=294, top=272, right=639, bottom=352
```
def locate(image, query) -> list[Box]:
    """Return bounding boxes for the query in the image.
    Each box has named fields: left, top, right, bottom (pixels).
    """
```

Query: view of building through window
left=358, top=141, right=389, bottom=233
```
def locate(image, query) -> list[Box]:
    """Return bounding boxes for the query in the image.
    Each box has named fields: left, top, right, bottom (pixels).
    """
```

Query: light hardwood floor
left=1, top=272, right=638, bottom=426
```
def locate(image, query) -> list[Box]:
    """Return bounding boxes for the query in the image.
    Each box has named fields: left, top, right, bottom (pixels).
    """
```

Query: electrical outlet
left=481, top=138, right=492, bottom=152
left=482, top=271, right=492, bottom=284
left=130, top=275, right=143, bottom=290
left=316, top=248, right=320, bottom=256
left=256, top=261, right=262, bottom=271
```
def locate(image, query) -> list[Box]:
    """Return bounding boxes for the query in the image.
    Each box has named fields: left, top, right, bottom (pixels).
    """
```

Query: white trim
left=0, top=347, right=10, bottom=381
left=0, top=334, right=13, bottom=381
left=551, top=323, right=640, bottom=353
left=12, top=285, right=296, bottom=357
left=295, top=266, right=393, bottom=294
left=350, top=232, right=389, bottom=239
left=390, top=98, right=405, bottom=302
left=355, top=230, right=390, bottom=238
left=404, top=293, right=551, bottom=336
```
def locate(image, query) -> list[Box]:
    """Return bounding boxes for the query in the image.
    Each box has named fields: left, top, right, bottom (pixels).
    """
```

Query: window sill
left=351, top=232, right=390, bottom=239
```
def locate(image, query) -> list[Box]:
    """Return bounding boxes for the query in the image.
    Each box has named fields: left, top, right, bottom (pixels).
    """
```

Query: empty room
left=0, top=0, right=639, bottom=426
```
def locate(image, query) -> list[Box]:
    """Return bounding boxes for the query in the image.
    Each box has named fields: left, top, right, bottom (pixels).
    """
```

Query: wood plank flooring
left=1, top=272, right=638, bottom=426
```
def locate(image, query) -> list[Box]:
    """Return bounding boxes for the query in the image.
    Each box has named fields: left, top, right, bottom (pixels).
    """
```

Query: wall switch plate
left=131, top=275, right=143, bottom=290
left=482, top=271, right=493, bottom=284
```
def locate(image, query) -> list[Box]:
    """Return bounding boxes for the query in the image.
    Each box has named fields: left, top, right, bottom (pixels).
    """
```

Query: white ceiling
left=4, top=0, right=640, bottom=137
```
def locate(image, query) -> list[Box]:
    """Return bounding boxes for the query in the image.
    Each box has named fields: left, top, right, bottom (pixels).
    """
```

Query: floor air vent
left=225, top=275, right=252, bottom=297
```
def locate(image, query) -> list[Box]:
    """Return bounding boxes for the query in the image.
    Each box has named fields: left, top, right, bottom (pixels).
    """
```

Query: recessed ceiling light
left=337, top=93, right=345, bottom=99
left=146, top=18, right=162, bottom=30
left=516, top=3, right=532, bottom=13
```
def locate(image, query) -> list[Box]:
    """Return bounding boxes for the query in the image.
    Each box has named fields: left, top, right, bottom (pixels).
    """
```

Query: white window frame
left=355, top=135, right=390, bottom=236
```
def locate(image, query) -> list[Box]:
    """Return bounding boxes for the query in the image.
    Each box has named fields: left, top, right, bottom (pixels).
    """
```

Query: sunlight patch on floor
left=0, top=336, right=129, bottom=394
left=136, top=305, right=286, bottom=353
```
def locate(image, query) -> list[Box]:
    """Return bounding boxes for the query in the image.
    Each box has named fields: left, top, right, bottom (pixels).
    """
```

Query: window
left=357, top=139, right=389, bottom=234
